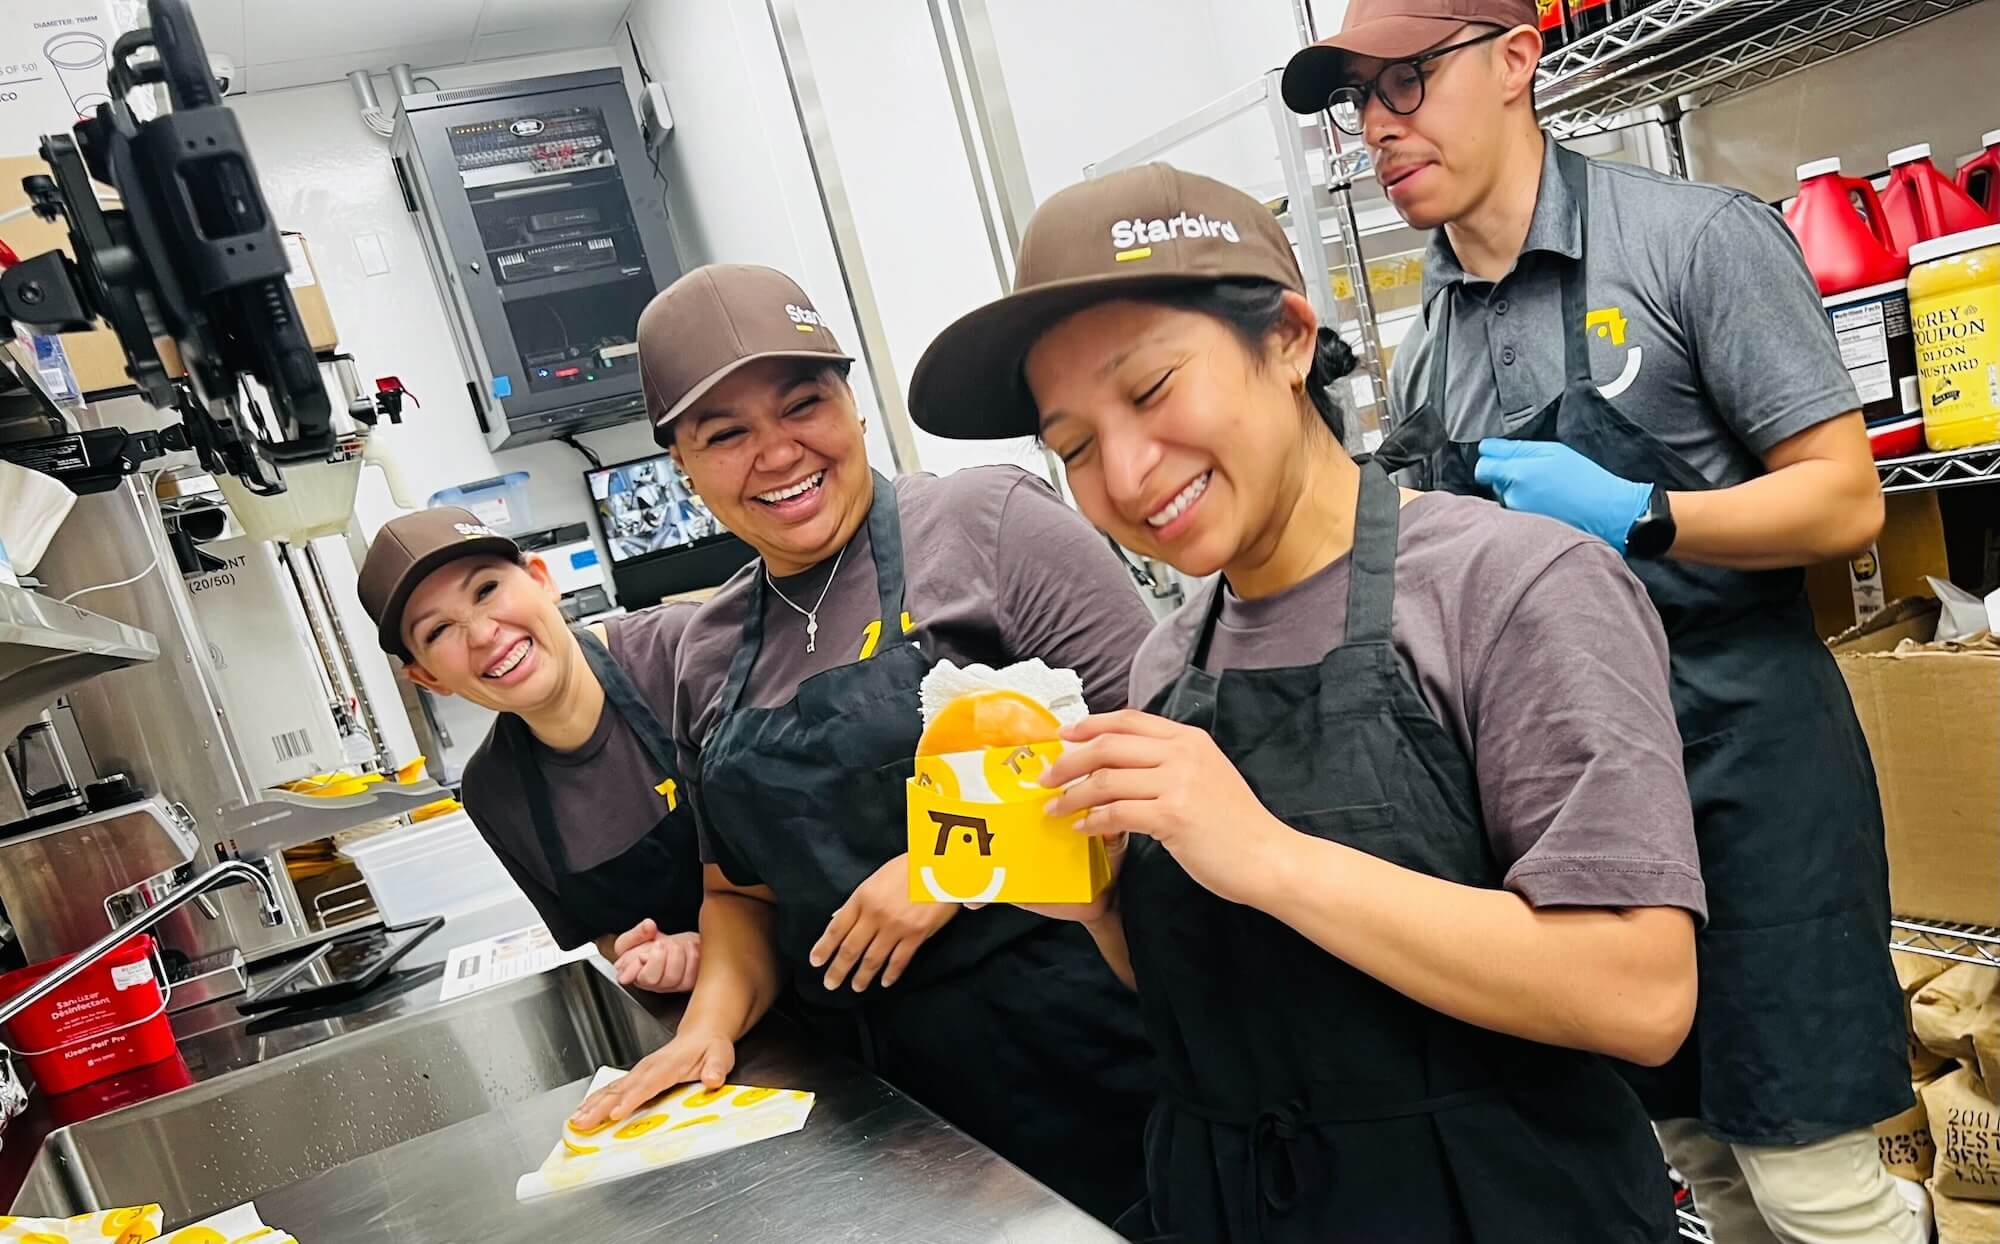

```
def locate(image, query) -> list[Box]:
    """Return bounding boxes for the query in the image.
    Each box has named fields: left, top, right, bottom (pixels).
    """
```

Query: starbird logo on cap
left=453, top=522, right=501, bottom=539
left=786, top=303, right=825, bottom=332
left=1110, top=213, right=1242, bottom=262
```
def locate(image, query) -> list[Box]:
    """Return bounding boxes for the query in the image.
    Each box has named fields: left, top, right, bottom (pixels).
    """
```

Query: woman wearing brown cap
left=356, top=511, right=703, bottom=990
left=908, top=166, right=1707, bottom=1240
left=566, top=264, right=1156, bottom=1226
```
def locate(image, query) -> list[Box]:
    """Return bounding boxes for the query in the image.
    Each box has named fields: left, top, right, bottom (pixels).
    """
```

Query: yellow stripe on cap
left=1113, top=246, right=1153, bottom=262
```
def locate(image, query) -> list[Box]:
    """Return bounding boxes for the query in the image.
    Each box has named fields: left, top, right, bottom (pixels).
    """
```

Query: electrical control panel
left=392, top=71, right=682, bottom=450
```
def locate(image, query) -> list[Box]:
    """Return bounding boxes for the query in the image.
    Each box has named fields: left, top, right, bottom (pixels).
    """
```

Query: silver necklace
left=764, top=543, right=846, bottom=653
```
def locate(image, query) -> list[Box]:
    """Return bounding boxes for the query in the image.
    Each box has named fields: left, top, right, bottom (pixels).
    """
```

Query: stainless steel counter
left=2, top=948, right=1117, bottom=1241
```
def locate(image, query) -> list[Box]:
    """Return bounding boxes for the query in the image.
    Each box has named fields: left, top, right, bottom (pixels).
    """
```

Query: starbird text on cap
left=1110, top=212, right=1242, bottom=259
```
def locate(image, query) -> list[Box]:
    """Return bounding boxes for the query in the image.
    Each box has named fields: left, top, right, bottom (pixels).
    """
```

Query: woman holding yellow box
left=908, top=166, right=1709, bottom=1242
left=567, top=264, right=1154, bottom=1227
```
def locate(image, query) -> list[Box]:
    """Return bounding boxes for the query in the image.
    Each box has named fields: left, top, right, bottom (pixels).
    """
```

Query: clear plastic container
left=340, top=811, right=523, bottom=924
left=428, top=472, right=534, bottom=535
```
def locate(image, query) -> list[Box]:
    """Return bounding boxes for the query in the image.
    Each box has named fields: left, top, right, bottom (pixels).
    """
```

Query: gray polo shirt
left=1389, top=139, right=1860, bottom=487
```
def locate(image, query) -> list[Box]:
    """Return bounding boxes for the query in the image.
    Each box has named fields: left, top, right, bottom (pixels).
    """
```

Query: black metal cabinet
left=392, top=70, right=681, bottom=450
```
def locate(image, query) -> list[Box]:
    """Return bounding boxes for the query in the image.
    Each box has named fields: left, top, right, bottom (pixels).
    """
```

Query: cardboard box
left=1807, top=491, right=1952, bottom=639
left=2, top=157, right=337, bottom=396
left=1832, top=598, right=2000, bottom=926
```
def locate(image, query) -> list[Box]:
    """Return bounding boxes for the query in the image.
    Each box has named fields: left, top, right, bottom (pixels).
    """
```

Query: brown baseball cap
left=909, top=163, right=1305, bottom=441
left=1281, top=0, right=1534, bottom=115
left=637, top=264, right=852, bottom=443
left=357, top=507, right=519, bottom=659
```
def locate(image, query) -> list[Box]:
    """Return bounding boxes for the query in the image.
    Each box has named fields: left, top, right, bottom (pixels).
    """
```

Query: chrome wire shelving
left=1537, top=0, right=1991, bottom=140
left=1877, top=442, right=2000, bottom=494
left=1891, top=919, right=2000, bottom=969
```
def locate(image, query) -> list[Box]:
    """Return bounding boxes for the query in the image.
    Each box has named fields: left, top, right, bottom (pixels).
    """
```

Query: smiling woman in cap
left=909, top=164, right=1709, bottom=1240
left=566, top=263, right=1157, bottom=1227
left=357, top=509, right=704, bottom=992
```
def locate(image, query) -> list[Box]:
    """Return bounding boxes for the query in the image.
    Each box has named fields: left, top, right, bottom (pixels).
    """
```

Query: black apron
left=1377, top=144, right=1907, bottom=1146
left=1123, top=461, right=1675, bottom=1243
left=510, top=627, right=703, bottom=945
left=695, top=472, right=1154, bottom=1225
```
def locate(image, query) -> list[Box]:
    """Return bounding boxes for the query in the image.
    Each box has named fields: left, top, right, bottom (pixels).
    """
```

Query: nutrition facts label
left=1832, top=289, right=1918, bottom=412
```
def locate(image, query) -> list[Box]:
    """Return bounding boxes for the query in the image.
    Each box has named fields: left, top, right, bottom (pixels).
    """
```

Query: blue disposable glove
left=1472, top=439, right=1653, bottom=554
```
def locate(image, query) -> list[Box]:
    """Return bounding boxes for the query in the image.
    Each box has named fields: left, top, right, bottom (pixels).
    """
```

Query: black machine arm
left=0, top=0, right=332, bottom=490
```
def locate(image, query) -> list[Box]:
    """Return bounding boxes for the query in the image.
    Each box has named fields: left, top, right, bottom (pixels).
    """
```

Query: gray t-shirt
left=1391, top=140, right=1859, bottom=488
left=673, top=466, right=1156, bottom=865
left=1130, top=491, right=1707, bottom=919
left=461, top=601, right=698, bottom=948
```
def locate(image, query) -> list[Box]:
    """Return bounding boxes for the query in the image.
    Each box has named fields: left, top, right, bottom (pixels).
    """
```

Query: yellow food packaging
left=906, top=742, right=1111, bottom=905
left=0, top=1205, right=162, bottom=1243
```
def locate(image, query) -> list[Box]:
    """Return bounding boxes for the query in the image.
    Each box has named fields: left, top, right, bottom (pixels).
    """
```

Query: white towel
left=0, top=460, right=76, bottom=574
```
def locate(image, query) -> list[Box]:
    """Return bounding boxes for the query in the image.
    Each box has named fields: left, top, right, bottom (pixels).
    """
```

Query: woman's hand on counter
left=570, top=1028, right=738, bottom=1128
left=811, top=854, right=956, bottom=992
left=612, top=921, right=701, bottom=993
left=1042, top=710, right=1291, bottom=907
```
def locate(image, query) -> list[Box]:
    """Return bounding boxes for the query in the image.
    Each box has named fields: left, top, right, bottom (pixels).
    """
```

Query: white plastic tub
left=340, top=811, right=523, bottom=925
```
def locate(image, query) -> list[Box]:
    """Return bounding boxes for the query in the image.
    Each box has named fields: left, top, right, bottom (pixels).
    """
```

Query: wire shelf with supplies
left=1536, top=0, right=1992, bottom=140
left=1678, top=1206, right=1715, bottom=1243
left=1876, top=442, right=2000, bottom=494
left=1891, top=919, right=2000, bottom=969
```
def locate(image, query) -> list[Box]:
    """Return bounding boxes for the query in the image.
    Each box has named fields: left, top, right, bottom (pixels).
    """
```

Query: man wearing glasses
left=1284, top=3, right=1918, bottom=1243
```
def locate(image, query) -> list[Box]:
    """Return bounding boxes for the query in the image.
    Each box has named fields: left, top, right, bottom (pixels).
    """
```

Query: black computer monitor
left=585, top=453, right=756, bottom=605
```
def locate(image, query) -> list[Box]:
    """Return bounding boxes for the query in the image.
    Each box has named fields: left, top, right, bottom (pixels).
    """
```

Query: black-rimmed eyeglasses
left=1324, top=27, right=1509, bottom=136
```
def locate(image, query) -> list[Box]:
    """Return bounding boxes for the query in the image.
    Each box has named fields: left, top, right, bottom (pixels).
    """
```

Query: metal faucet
left=0, top=860, right=284, bottom=1038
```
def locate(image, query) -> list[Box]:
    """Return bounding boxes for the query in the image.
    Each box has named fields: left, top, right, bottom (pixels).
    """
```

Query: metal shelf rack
left=1891, top=919, right=2000, bottom=969
left=1876, top=442, right=2000, bottom=494
left=1537, top=0, right=1991, bottom=141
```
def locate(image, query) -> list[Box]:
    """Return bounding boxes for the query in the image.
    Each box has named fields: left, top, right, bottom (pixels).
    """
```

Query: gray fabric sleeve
left=1677, top=196, right=1860, bottom=456
left=992, top=474, right=1156, bottom=712
left=461, top=799, right=592, bottom=949
left=1469, top=544, right=1708, bottom=920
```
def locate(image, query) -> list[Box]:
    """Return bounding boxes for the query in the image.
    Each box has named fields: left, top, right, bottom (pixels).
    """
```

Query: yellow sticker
left=671, top=1113, right=720, bottom=1130
left=732, top=1086, right=777, bottom=1108
left=683, top=1085, right=731, bottom=1109
left=562, top=1136, right=600, bottom=1155
left=614, top=1115, right=670, bottom=1139
left=163, top=1230, right=224, bottom=1244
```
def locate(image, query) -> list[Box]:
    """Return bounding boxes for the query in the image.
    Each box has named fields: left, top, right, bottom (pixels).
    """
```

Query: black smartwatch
left=1625, top=484, right=1677, bottom=559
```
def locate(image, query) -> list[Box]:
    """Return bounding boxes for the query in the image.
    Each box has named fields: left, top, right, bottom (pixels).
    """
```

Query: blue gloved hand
left=1472, top=439, right=1653, bottom=554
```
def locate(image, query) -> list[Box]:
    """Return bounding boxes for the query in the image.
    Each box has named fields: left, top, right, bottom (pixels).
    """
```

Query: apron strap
left=1423, top=283, right=1455, bottom=423
left=719, top=471, right=909, bottom=714
left=1343, top=462, right=1401, bottom=646
left=1554, top=144, right=1595, bottom=388
left=575, top=627, right=679, bottom=778
left=515, top=708, right=575, bottom=877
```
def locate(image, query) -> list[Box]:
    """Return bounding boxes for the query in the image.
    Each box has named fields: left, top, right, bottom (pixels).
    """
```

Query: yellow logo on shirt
left=857, top=612, right=917, bottom=661
left=1587, top=307, right=1629, bottom=346
left=655, top=777, right=678, bottom=811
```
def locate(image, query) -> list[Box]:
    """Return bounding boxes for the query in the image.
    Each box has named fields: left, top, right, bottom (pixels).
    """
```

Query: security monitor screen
left=587, top=454, right=722, bottom=563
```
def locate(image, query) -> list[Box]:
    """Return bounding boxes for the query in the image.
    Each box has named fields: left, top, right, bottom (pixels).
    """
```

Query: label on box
left=110, top=960, right=151, bottom=991
left=907, top=743, right=1110, bottom=905
left=280, top=234, right=314, bottom=290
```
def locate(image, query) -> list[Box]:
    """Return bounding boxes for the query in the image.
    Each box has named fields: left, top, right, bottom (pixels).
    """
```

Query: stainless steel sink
left=10, top=959, right=662, bottom=1225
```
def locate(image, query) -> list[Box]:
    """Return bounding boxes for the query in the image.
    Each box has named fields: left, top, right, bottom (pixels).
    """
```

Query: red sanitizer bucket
left=0, top=935, right=176, bottom=1096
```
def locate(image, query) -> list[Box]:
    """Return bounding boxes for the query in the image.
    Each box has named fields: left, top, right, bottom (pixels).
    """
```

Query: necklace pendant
left=806, top=613, right=818, bottom=653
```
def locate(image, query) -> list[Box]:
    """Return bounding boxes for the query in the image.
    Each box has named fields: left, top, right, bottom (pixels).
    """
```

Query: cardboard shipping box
left=2, top=155, right=338, bottom=396
left=1807, top=491, right=1952, bottom=639
left=1832, top=598, right=2000, bottom=927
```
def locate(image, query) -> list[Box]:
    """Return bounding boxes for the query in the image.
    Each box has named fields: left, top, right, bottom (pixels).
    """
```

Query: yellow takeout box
left=906, top=741, right=1111, bottom=905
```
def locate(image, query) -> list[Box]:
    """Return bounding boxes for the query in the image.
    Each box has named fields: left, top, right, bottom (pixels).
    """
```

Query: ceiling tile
left=477, top=0, right=626, bottom=37
left=187, top=0, right=247, bottom=67
left=242, top=0, right=481, bottom=64
left=247, top=40, right=475, bottom=93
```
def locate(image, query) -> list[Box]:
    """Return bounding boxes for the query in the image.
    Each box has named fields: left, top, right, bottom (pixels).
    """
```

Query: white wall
left=1680, top=3, right=2000, bottom=201
left=229, top=47, right=668, bottom=547
left=619, top=0, right=898, bottom=476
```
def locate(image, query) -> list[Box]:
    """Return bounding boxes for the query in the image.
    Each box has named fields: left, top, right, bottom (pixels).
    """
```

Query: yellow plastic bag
left=906, top=742, right=1110, bottom=905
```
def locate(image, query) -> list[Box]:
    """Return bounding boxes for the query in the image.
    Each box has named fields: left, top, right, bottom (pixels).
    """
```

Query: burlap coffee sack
left=1926, top=1067, right=2000, bottom=1202
left=1931, top=1176, right=2000, bottom=1243
left=1902, top=955, right=1957, bottom=1080
left=1915, top=965, right=2000, bottom=1071
left=1882, top=1082, right=1941, bottom=1182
